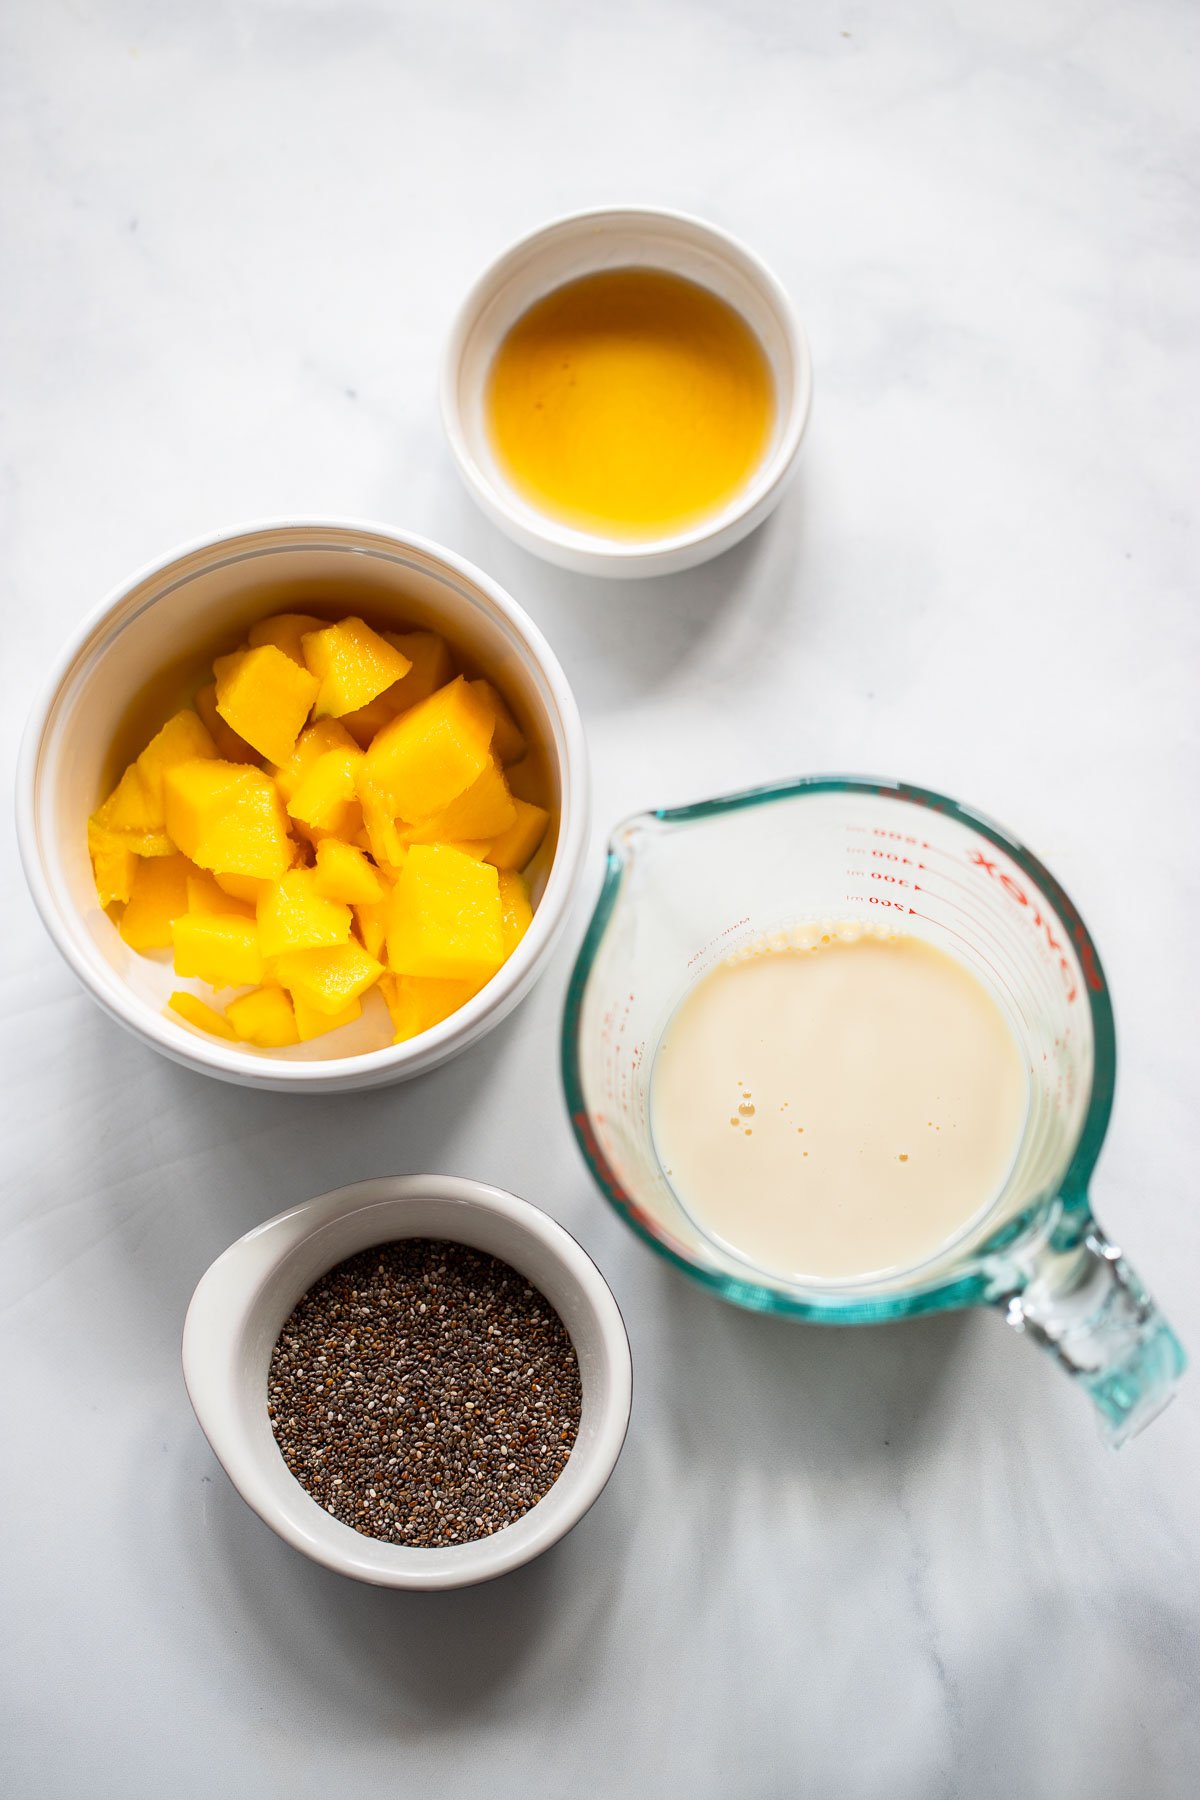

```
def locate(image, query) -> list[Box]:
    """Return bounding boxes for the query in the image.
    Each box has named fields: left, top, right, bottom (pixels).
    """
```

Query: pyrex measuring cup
left=562, top=777, right=1185, bottom=1445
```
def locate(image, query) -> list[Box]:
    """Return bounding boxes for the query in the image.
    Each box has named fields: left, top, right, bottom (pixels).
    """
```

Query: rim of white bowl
left=182, top=1175, right=633, bottom=1588
left=440, top=203, right=813, bottom=566
left=15, top=517, right=589, bottom=1088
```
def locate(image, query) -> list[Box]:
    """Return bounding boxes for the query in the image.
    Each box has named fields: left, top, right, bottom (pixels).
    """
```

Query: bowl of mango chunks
left=17, top=520, right=588, bottom=1091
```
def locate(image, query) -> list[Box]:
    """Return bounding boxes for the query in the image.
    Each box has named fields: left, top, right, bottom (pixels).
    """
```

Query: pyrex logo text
left=967, top=852, right=1102, bottom=1001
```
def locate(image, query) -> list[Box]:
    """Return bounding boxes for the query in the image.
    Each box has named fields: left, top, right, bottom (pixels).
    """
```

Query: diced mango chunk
left=385, top=631, right=456, bottom=707
left=172, top=913, right=264, bottom=988
left=91, top=839, right=139, bottom=909
left=136, top=709, right=218, bottom=812
left=89, top=766, right=173, bottom=858
left=380, top=971, right=482, bottom=1042
left=90, top=710, right=213, bottom=867
left=116, top=853, right=193, bottom=948
left=247, top=612, right=327, bottom=667
left=353, top=895, right=390, bottom=961
left=215, top=644, right=319, bottom=766
left=168, top=991, right=239, bottom=1040
left=339, top=630, right=458, bottom=746
left=487, top=798, right=550, bottom=871
left=195, top=682, right=258, bottom=763
left=403, top=758, right=516, bottom=844
left=468, top=680, right=527, bottom=766
left=213, top=869, right=274, bottom=904
left=164, top=760, right=293, bottom=880
left=356, top=769, right=407, bottom=866
left=313, top=838, right=385, bottom=905
left=185, top=869, right=255, bottom=919
left=386, top=844, right=504, bottom=983
left=292, top=990, right=363, bottom=1041
left=274, top=941, right=383, bottom=1014
left=365, top=676, right=494, bottom=822
left=302, top=617, right=411, bottom=719
left=286, top=746, right=364, bottom=837
left=272, top=718, right=358, bottom=803
left=497, top=870, right=533, bottom=958
left=226, top=985, right=300, bottom=1048
left=257, top=868, right=351, bottom=959
left=507, top=756, right=548, bottom=803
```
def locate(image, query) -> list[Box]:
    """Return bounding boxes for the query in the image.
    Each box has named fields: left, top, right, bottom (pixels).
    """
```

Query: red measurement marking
left=870, top=828, right=930, bottom=847
left=966, top=851, right=1081, bottom=1002
left=870, top=872, right=910, bottom=886
left=870, top=850, right=925, bottom=867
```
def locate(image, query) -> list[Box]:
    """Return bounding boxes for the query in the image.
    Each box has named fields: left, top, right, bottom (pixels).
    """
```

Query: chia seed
left=267, top=1238, right=583, bottom=1547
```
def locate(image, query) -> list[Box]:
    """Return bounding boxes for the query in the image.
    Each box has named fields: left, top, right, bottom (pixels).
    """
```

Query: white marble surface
left=3, top=3, right=1199, bottom=1795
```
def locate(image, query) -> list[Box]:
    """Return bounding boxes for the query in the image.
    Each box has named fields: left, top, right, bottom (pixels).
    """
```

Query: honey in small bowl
left=485, top=267, right=775, bottom=542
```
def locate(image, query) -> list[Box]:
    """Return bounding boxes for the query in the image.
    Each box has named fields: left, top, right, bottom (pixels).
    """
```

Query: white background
left=3, top=4, right=1198, bottom=1796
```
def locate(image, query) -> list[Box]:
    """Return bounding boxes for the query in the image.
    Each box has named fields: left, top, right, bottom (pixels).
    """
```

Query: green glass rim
left=560, top=774, right=1117, bottom=1324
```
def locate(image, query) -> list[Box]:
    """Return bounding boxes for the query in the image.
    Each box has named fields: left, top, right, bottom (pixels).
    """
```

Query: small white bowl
left=16, top=518, right=588, bottom=1092
left=442, top=205, right=813, bottom=578
left=182, top=1175, right=633, bottom=1588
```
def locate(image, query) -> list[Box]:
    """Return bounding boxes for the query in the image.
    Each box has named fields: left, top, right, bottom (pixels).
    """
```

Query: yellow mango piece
left=353, top=895, right=390, bottom=961
left=468, top=679, right=527, bottom=766
left=379, top=971, right=481, bottom=1042
left=213, top=869, right=274, bottom=904
left=257, top=868, right=351, bottom=959
left=386, top=844, right=504, bottom=983
left=302, top=617, right=411, bottom=719
left=286, top=746, right=364, bottom=836
left=272, top=718, right=357, bottom=803
left=89, top=767, right=173, bottom=858
left=171, top=913, right=264, bottom=988
left=313, top=838, right=385, bottom=905
left=164, top=760, right=293, bottom=881
left=384, top=630, right=456, bottom=707
left=339, top=630, right=458, bottom=746
left=356, top=769, right=407, bottom=866
left=226, top=985, right=300, bottom=1048
left=168, top=991, right=239, bottom=1040
left=338, top=692, right=403, bottom=749
left=91, top=840, right=138, bottom=909
left=94, top=710, right=213, bottom=853
left=135, top=709, right=217, bottom=812
left=365, top=676, right=494, bottom=822
left=402, top=757, right=516, bottom=844
left=291, top=990, right=362, bottom=1041
left=195, top=681, right=258, bottom=763
left=484, top=797, right=550, bottom=872
left=273, top=940, right=383, bottom=1014
left=215, top=643, right=319, bottom=766
left=486, top=798, right=550, bottom=871
left=440, top=840, right=489, bottom=859
left=507, top=756, right=547, bottom=804
left=119, top=853, right=194, bottom=950
left=497, top=869, right=533, bottom=957
left=186, top=869, right=255, bottom=918
left=247, top=612, right=327, bottom=667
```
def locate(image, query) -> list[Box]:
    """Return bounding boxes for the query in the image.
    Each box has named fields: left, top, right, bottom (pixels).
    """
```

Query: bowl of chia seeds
left=183, top=1175, right=632, bottom=1588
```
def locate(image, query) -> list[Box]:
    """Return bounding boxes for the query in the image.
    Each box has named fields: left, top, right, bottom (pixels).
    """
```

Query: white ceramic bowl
left=183, top=1175, right=633, bottom=1588
left=442, top=204, right=813, bottom=578
left=16, top=519, right=588, bottom=1092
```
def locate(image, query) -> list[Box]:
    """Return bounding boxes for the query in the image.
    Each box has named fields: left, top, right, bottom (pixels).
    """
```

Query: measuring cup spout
left=998, top=1215, right=1186, bottom=1446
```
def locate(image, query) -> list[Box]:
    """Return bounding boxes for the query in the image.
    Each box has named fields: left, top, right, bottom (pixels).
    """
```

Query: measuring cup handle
left=1000, top=1221, right=1186, bottom=1446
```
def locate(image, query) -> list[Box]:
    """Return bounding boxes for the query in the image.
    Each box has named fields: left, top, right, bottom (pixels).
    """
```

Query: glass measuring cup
left=562, top=777, right=1185, bottom=1446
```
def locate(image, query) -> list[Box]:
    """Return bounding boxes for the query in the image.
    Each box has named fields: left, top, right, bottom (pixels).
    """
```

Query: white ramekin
left=182, top=1175, right=633, bottom=1588
left=16, top=518, right=588, bottom=1092
left=441, top=204, right=813, bottom=578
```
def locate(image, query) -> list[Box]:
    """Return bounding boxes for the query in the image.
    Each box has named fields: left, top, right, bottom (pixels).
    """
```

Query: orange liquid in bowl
left=485, top=268, right=775, bottom=541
